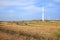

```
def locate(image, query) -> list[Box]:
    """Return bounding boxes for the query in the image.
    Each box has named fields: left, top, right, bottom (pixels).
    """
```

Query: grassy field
left=0, top=20, right=60, bottom=40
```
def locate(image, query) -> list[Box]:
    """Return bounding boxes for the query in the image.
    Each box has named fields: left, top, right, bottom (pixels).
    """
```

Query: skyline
left=0, top=0, right=60, bottom=21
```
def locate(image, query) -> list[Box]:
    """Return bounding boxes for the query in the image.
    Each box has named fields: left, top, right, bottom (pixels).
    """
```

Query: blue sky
left=0, top=0, right=60, bottom=21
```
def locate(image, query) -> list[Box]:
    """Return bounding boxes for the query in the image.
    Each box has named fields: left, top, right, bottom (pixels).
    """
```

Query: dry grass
left=0, top=20, right=60, bottom=40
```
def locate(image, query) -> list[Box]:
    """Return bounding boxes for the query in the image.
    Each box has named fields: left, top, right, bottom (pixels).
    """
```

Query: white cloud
left=54, top=0, right=60, bottom=2
left=0, top=0, right=43, bottom=15
left=16, top=5, right=42, bottom=16
left=0, top=0, right=35, bottom=6
left=21, top=5, right=42, bottom=12
left=6, top=10, right=16, bottom=17
left=48, top=3, right=54, bottom=6
left=46, top=3, right=55, bottom=7
left=0, top=7, right=3, bottom=9
left=8, top=10, right=15, bottom=13
left=53, top=0, right=60, bottom=3
left=0, top=6, right=5, bottom=11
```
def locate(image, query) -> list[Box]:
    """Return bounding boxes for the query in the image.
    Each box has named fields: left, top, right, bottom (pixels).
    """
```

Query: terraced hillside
left=0, top=20, right=60, bottom=40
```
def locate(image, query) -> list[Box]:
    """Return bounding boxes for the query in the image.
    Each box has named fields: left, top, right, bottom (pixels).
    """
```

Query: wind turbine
left=42, top=7, right=45, bottom=22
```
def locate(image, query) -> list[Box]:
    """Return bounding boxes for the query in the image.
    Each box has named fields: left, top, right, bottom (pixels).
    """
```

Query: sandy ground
left=0, top=21, right=60, bottom=40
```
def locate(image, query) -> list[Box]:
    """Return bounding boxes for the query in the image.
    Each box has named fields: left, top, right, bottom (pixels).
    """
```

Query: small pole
left=42, top=7, right=45, bottom=22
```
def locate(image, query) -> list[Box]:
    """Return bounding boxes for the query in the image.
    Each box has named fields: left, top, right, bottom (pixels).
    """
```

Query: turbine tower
left=42, top=7, right=45, bottom=22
